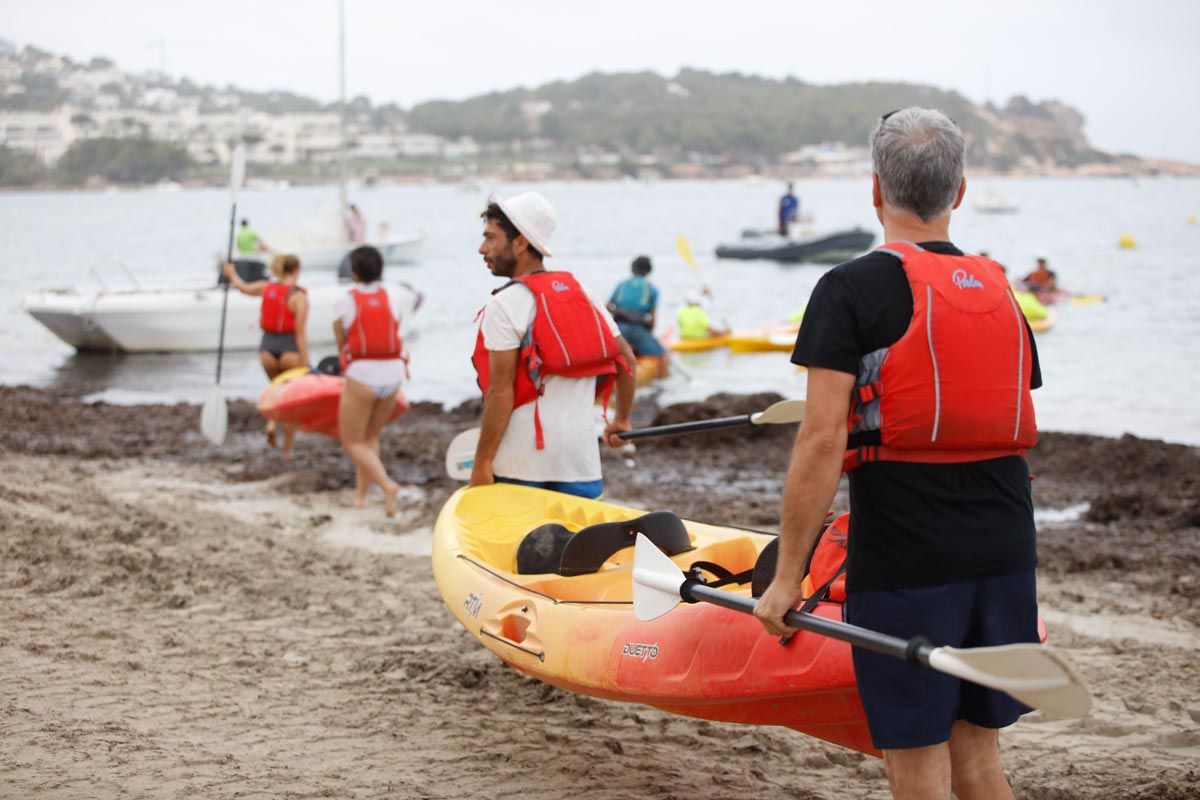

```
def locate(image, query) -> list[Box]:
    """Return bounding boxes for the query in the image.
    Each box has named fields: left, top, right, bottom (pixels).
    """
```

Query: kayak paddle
left=200, top=142, right=247, bottom=446
left=443, top=399, right=805, bottom=481
left=617, top=398, right=805, bottom=440
left=632, top=532, right=1093, bottom=719
left=676, top=234, right=730, bottom=331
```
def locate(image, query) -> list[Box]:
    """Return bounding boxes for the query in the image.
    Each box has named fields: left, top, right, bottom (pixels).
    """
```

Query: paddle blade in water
left=928, top=643, right=1092, bottom=719
left=632, top=532, right=688, bottom=621
left=445, top=427, right=480, bottom=481
left=200, top=386, right=228, bottom=445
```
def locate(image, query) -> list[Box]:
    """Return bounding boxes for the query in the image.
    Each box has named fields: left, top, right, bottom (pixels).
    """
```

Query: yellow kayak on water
left=668, top=333, right=729, bottom=352
left=726, top=325, right=799, bottom=354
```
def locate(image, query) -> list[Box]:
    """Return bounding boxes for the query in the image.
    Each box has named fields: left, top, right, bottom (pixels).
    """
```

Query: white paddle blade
left=632, top=532, right=688, bottom=621
left=200, top=387, right=228, bottom=445
left=445, top=427, right=480, bottom=481
left=929, top=643, right=1092, bottom=719
left=229, top=143, right=246, bottom=199
left=750, top=399, right=807, bottom=426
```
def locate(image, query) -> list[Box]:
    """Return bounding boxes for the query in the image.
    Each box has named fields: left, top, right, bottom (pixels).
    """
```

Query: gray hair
left=870, top=108, right=964, bottom=222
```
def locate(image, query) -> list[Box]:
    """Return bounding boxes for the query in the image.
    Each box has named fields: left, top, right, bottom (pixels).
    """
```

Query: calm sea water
left=2, top=176, right=1198, bottom=444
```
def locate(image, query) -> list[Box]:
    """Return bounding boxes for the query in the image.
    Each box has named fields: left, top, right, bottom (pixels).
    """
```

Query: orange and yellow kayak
left=433, top=485, right=873, bottom=754
left=257, top=369, right=409, bottom=437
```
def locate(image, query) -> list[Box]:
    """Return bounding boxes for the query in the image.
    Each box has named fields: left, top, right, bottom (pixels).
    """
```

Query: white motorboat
left=22, top=280, right=421, bottom=353
left=974, top=192, right=1019, bottom=215
left=249, top=207, right=424, bottom=271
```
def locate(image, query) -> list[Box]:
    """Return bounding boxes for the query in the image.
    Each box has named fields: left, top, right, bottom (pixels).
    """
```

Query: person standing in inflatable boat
left=333, top=245, right=409, bottom=516
left=470, top=192, right=636, bottom=500
left=222, top=253, right=309, bottom=458
left=755, top=108, right=1043, bottom=800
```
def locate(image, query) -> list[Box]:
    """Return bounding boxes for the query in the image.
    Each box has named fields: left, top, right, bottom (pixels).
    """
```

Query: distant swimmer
left=608, top=255, right=668, bottom=378
left=222, top=254, right=309, bottom=457
left=470, top=191, right=636, bottom=499
left=345, top=203, right=367, bottom=243
left=676, top=291, right=728, bottom=340
left=778, top=181, right=800, bottom=237
left=236, top=218, right=270, bottom=255
left=1021, top=256, right=1058, bottom=294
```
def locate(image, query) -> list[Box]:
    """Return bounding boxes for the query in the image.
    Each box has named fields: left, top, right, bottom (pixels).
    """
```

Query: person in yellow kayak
left=1021, top=257, right=1058, bottom=294
left=470, top=192, right=636, bottom=499
left=755, top=107, right=1043, bottom=800
left=221, top=254, right=309, bottom=458
left=235, top=218, right=270, bottom=256
left=608, top=255, right=668, bottom=378
left=676, top=291, right=728, bottom=340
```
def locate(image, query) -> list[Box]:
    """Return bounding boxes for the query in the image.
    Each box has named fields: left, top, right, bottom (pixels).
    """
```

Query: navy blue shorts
left=844, top=570, right=1039, bottom=750
left=495, top=476, right=604, bottom=500
left=616, top=323, right=665, bottom=357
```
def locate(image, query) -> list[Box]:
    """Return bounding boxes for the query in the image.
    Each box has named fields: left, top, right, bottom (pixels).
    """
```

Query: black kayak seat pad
left=515, top=511, right=693, bottom=576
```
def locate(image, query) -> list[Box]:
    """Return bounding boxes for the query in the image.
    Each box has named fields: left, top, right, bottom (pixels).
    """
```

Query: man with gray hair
left=755, top=108, right=1042, bottom=799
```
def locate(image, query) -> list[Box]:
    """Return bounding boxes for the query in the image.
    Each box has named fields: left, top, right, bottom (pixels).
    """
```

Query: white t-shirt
left=481, top=278, right=621, bottom=483
left=334, top=282, right=407, bottom=387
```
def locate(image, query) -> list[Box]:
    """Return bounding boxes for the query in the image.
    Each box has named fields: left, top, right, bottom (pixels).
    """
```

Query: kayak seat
left=516, top=511, right=693, bottom=577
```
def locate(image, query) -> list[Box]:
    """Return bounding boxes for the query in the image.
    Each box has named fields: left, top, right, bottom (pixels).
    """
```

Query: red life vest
left=260, top=282, right=302, bottom=334
left=471, top=271, right=631, bottom=450
left=798, top=512, right=849, bottom=607
left=844, top=241, right=1038, bottom=470
left=342, top=287, right=403, bottom=364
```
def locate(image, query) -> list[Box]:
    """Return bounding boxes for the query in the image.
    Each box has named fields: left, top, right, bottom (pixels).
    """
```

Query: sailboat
left=252, top=0, right=423, bottom=270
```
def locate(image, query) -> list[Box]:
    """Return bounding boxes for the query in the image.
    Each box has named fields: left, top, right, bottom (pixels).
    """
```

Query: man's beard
left=489, top=249, right=517, bottom=278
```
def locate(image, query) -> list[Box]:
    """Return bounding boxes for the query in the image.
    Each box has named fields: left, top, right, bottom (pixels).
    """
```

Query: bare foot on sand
left=385, top=482, right=401, bottom=518
left=265, top=421, right=277, bottom=449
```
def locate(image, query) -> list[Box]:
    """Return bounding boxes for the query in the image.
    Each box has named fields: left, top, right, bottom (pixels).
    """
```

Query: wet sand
left=1, top=385, right=1197, bottom=798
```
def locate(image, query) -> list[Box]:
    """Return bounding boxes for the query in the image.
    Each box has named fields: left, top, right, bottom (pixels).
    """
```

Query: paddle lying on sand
left=200, top=143, right=247, bottom=446
left=631, top=531, right=1093, bottom=719
left=443, top=399, right=805, bottom=481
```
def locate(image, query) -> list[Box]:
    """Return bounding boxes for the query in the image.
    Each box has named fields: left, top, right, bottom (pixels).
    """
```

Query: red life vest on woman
left=342, top=287, right=402, bottom=364
left=472, top=271, right=631, bottom=449
left=260, top=282, right=302, bottom=334
left=844, top=241, right=1038, bottom=470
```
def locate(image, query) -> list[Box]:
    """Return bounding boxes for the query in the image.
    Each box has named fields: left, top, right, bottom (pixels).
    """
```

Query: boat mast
left=337, top=0, right=348, bottom=213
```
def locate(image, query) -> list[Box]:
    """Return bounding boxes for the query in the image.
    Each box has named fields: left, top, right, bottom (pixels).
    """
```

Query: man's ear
left=952, top=176, right=967, bottom=210
left=512, top=234, right=529, bottom=258
left=871, top=173, right=883, bottom=209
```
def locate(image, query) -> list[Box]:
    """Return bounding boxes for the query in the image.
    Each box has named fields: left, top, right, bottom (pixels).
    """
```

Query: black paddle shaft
left=618, top=413, right=753, bottom=440
left=684, top=581, right=934, bottom=668
left=214, top=201, right=237, bottom=383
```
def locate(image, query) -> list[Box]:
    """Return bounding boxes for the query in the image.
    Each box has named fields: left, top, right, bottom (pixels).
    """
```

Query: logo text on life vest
left=551, top=280, right=570, bottom=292
left=952, top=269, right=984, bottom=290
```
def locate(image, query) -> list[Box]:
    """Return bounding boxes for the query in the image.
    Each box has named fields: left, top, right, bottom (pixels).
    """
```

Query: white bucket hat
left=489, top=191, right=557, bottom=258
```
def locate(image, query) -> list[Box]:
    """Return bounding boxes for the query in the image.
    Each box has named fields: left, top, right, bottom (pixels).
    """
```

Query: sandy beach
left=1, top=385, right=1197, bottom=799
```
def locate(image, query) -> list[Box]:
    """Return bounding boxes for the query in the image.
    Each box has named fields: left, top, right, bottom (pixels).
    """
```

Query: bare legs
left=881, top=722, right=1013, bottom=800
left=339, top=377, right=400, bottom=517
left=260, top=350, right=304, bottom=458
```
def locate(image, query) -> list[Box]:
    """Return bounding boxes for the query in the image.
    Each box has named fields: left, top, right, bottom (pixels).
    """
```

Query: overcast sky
left=4, top=0, right=1199, bottom=162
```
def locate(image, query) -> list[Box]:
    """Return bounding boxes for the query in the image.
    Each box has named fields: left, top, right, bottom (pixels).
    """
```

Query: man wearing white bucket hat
left=470, top=191, right=636, bottom=499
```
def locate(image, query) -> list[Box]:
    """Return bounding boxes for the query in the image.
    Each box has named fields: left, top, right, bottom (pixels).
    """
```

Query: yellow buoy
left=1118, top=234, right=1136, bottom=249
left=1188, top=215, right=1198, bottom=225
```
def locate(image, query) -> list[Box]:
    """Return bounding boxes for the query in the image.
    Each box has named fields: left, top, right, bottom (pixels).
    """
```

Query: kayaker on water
left=755, top=107, right=1043, bottom=800
left=1021, top=256, right=1058, bottom=294
left=222, top=254, right=310, bottom=457
left=470, top=192, right=636, bottom=500
left=334, top=245, right=409, bottom=516
left=778, top=181, right=800, bottom=236
left=676, top=292, right=727, bottom=340
left=236, top=218, right=270, bottom=255
left=608, top=255, right=668, bottom=379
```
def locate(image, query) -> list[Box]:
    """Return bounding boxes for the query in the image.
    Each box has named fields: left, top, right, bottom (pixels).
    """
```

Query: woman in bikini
left=333, top=246, right=408, bottom=516
left=221, top=254, right=309, bottom=458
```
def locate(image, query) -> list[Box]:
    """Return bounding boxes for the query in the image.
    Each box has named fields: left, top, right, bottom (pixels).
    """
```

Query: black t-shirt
left=792, top=242, right=1041, bottom=592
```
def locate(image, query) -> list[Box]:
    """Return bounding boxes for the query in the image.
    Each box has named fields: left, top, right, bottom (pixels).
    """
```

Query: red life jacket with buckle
left=260, top=282, right=302, bottom=334
left=843, top=241, right=1038, bottom=471
left=342, top=287, right=403, bottom=364
left=472, top=271, right=631, bottom=450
